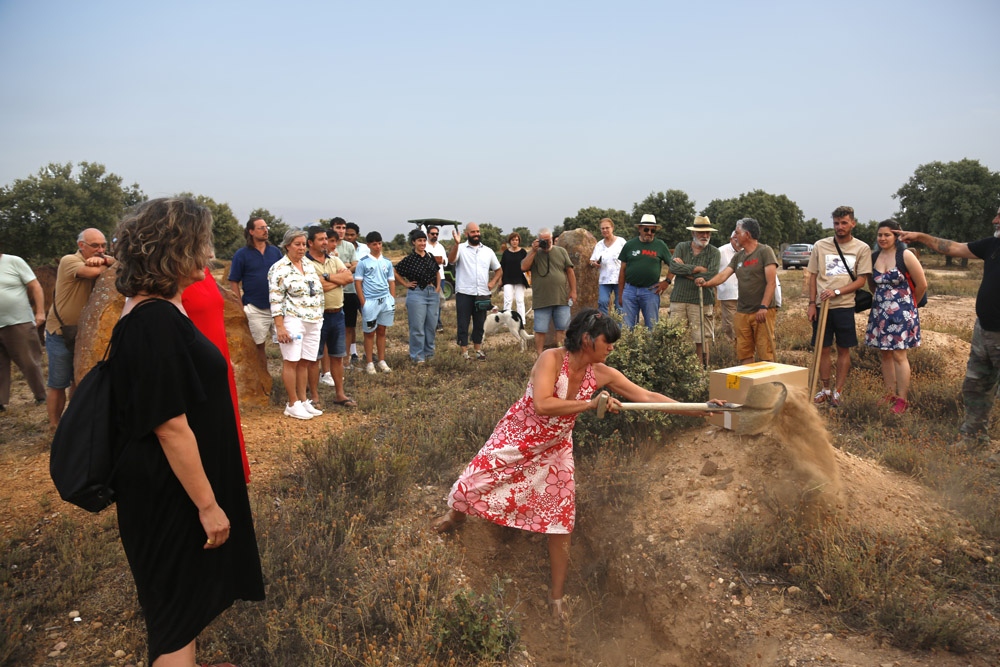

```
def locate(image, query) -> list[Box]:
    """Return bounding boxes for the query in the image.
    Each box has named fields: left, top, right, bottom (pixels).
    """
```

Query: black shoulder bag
left=49, top=299, right=154, bottom=512
left=833, top=238, right=872, bottom=313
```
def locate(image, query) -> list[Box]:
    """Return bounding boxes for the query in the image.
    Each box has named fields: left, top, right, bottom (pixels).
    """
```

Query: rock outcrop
left=555, top=228, right=598, bottom=315
left=74, top=269, right=271, bottom=407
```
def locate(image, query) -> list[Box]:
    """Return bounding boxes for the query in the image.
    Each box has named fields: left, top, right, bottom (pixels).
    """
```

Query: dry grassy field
left=1, top=254, right=998, bottom=666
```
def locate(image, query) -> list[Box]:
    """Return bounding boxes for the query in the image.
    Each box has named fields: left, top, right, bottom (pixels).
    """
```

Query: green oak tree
left=562, top=206, right=631, bottom=238
left=894, top=159, right=1000, bottom=265
left=631, top=190, right=697, bottom=248
left=478, top=222, right=505, bottom=251
left=177, top=192, right=242, bottom=259
left=0, top=162, right=143, bottom=264
left=247, top=207, right=290, bottom=248
left=510, top=226, right=535, bottom=247
left=699, top=190, right=806, bottom=248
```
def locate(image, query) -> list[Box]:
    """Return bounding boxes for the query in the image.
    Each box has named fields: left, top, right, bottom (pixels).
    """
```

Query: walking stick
left=698, top=285, right=708, bottom=368
left=809, top=299, right=830, bottom=399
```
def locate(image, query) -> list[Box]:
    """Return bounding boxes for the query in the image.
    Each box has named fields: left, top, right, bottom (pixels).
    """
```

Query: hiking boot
left=366, top=362, right=376, bottom=375
left=302, top=400, right=324, bottom=416
left=813, top=389, right=830, bottom=404
left=829, top=390, right=842, bottom=408
left=319, top=372, right=336, bottom=387
left=378, top=360, right=392, bottom=373
left=284, top=401, right=313, bottom=420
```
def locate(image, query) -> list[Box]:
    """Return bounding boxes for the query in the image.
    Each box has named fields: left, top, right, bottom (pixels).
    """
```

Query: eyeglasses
left=83, top=242, right=107, bottom=249
left=254, top=225, right=269, bottom=231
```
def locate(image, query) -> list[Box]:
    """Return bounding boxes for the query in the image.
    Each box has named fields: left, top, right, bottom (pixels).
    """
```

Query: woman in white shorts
left=268, top=229, right=324, bottom=420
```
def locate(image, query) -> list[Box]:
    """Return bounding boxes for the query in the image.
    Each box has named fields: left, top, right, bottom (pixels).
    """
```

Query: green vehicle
left=409, top=218, right=462, bottom=300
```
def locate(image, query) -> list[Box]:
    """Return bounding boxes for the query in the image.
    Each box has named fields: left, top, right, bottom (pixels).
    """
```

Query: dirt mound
left=430, top=387, right=992, bottom=665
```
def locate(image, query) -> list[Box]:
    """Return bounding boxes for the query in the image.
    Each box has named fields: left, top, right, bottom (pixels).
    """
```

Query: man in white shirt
left=447, top=222, right=501, bottom=360
left=425, top=224, right=448, bottom=332
left=716, top=231, right=741, bottom=341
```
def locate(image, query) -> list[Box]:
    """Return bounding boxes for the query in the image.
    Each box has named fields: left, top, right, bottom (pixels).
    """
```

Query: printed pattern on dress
left=865, top=267, right=921, bottom=350
left=446, top=353, right=597, bottom=535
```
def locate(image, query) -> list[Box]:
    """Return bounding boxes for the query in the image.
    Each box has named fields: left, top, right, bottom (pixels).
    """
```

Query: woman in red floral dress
left=434, top=309, right=720, bottom=619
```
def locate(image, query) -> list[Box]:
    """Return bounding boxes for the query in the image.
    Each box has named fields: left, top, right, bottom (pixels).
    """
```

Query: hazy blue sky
left=2, top=0, right=998, bottom=239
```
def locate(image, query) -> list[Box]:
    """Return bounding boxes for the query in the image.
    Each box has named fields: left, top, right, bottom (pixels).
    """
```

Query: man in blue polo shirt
left=229, top=216, right=283, bottom=372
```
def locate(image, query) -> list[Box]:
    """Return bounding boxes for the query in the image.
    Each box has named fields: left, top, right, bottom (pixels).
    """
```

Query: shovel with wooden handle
left=808, top=299, right=830, bottom=399
left=594, top=382, right=787, bottom=435
left=698, top=285, right=708, bottom=368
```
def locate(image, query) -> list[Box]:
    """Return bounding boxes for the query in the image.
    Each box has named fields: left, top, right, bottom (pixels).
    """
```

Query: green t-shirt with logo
left=618, top=237, right=672, bottom=287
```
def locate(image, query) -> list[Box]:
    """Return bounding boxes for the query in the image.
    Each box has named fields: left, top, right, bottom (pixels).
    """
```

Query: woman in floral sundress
left=865, top=219, right=926, bottom=414
left=433, top=308, right=722, bottom=619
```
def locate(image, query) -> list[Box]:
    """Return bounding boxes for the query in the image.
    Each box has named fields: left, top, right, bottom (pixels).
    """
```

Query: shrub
left=576, top=317, right=707, bottom=444
left=433, top=576, right=520, bottom=662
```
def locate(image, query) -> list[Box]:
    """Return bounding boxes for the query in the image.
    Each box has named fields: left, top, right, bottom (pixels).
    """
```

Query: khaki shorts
left=244, top=303, right=277, bottom=345
left=734, top=309, right=776, bottom=362
left=668, top=301, right=714, bottom=344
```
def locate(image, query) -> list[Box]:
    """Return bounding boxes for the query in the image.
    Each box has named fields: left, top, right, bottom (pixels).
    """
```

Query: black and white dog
left=483, top=308, right=533, bottom=351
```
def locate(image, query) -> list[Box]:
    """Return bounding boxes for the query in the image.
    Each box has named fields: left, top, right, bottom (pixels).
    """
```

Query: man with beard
left=806, top=205, right=872, bottom=407
left=668, top=216, right=720, bottom=366
left=898, top=207, right=1000, bottom=454
left=447, top=222, right=501, bottom=360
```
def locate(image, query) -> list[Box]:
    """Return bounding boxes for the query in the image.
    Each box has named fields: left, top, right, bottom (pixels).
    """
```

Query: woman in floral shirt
left=268, top=229, right=324, bottom=420
left=432, top=309, right=723, bottom=620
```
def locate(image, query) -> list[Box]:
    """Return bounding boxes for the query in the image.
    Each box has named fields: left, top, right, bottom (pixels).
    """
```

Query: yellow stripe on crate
left=725, top=365, right=778, bottom=389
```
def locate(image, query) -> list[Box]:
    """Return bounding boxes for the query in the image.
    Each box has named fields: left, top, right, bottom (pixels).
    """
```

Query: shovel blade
left=730, top=382, right=787, bottom=435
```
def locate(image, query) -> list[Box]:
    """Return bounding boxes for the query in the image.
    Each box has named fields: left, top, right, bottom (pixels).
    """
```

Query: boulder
left=74, top=268, right=124, bottom=381
left=220, top=284, right=272, bottom=406
left=555, top=228, right=599, bottom=315
left=74, top=269, right=271, bottom=407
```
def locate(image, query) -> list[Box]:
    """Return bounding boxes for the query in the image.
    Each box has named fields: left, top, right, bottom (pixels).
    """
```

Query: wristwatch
left=834, top=289, right=841, bottom=296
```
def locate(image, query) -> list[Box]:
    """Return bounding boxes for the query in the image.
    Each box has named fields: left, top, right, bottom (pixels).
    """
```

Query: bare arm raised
left=896, top=230, right=976, bottom=260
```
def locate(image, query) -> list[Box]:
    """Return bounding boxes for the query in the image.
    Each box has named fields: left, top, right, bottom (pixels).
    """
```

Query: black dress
left=109, top=299, right=264, bottom=662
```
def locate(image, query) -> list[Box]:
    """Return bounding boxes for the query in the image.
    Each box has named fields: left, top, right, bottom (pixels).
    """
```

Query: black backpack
left=872, top=244, right=928, bottom=308
left=49, top=300, right=149, bottom=512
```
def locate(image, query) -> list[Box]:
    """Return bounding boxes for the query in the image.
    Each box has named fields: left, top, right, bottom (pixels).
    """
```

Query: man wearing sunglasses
left=425, top=225, right=448, bottom=331
left=45, top=227, right=115, bottom=427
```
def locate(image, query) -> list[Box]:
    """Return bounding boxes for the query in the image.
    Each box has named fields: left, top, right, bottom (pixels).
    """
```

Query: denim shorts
left=319, top=310, right=347, bottom=359
left=45, top=331, right=74, bottom=389
left=533, top=305, right=571, bottom=333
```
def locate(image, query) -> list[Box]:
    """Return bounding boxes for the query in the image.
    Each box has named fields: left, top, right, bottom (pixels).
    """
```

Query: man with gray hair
left=696, top=218, right=778, bottom=364
left=669, top=216, right=720, bottom=365
left=522, top=227, right=576, bottom=354
left=46, top=228, right=116, bottom=427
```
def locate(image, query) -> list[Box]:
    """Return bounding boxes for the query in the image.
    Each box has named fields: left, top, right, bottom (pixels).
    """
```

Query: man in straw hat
left=616, top=214, right=673, bottom=329
left=669, top=216, right=721, bottom=365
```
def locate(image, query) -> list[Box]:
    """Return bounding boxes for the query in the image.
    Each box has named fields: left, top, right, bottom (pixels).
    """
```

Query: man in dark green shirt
left=617, top=214, right=672, bottom=329
left=669, top=216, right=720, bottom=364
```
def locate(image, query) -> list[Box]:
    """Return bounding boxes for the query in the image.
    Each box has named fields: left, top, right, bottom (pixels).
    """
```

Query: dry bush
left=724, top=508, right=982, bottom=652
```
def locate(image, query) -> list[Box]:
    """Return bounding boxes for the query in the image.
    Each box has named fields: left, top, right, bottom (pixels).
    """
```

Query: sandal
left=892, top=397, right=908, bottom=414
left=431, top=511, right=465, bottom=534
left=333, top=398, right=357, bottom=408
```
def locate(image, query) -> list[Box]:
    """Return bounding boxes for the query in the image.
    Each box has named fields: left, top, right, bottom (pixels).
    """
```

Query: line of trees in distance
left=1, top=159, right=997, bottom=265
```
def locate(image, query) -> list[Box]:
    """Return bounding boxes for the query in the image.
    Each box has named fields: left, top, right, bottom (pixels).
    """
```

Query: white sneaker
left=366, top=362, right=376, bottom=375
left=319, top=372, right=335, bottom=387
left=303, top=400, right=323, bottom=416
left=378, top=360, right=392, bottom=373
left=284, top=401, right=313, bottom=420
